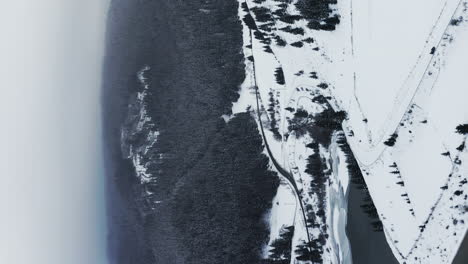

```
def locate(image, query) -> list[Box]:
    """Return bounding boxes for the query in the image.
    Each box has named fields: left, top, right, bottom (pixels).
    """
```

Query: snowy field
left=232, top=0, right=468, bottom=263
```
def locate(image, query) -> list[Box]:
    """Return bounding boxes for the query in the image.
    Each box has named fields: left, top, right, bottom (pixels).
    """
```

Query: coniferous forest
left=103, top=0, right=279, bottom=263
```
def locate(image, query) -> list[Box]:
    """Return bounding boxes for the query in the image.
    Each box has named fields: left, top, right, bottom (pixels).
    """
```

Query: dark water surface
left=346, top=177, right=468, bottom=264
left=452, top=233, right=468, bottom=264
left=346, top=183, right=399, bottom=264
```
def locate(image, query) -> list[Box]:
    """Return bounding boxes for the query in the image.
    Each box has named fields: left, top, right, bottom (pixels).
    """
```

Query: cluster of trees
left=242, top=3, right=258, bottom=31
left=274, top=35, right=287, bottom=46
left=245, top=0, right=305, bottom=50
left=268, top=91, right=282, bottom=140
left=279, top=14, right=303, bottom=24
left=251, top=6, right=274, bottom=24
left=274, top=67, right=285, bottom=85
left=295, top=0, right=340, bottom=31
left=337, top=134, right=384, bottom=232
left=304, top=142, right=330, bottom=258
left=301, top=120, right=340, bottom=262
left=306, top=143, right=328, bottom=191
left=390, top=163, right=415, bottom=215
left=288, top=100, right=348, bottom=261
left=288, top=100, right=346, bottom=147
left=291, top=41, right=304, bottom=48
left=450, top=17, right=464, bottom=26
left=288, top=108, right=311, bottom=137
left=456, top=124, right=468, bottom=135
left=280, top=25, right=305, bottom=35
left=243, top=3, right=274, bottom=51
left=249, top=0, right=292, bottom=34
left=384, top=133, right=399, bottom=147
left=268, top=226, right=295, bottom=261
left=457, top=141, right=466, bottom=152
left=295, top=238, right=326, bottom=263
left=251, top=0, right=340, bottom=32
left=244, top=0, right=341, bottom=57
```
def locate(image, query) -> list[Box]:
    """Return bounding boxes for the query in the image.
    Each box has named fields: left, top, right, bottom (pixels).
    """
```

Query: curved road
left=246, top=23, right=313, bottom=253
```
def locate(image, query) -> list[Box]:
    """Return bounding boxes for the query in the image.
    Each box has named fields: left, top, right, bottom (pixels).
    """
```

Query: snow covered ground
left=232, top=0, right=468, bottom=263
left=120, top=66, right=162, bottom=207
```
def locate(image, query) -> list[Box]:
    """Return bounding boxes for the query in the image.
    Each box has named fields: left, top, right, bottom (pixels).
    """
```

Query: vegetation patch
left=295, top=0, right=340, bottom=31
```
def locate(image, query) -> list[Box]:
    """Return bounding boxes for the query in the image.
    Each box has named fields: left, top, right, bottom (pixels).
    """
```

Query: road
left=246, top=22, right=314, bottom=255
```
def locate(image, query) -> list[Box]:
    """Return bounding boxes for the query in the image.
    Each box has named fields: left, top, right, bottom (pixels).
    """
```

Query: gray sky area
left=0, top=1, right=110, bottom=263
